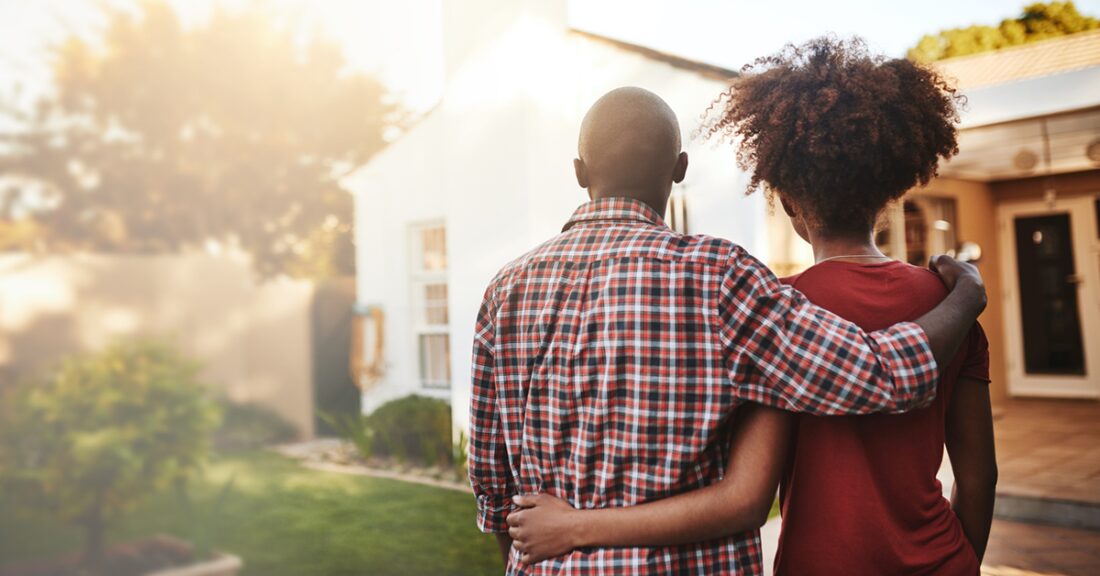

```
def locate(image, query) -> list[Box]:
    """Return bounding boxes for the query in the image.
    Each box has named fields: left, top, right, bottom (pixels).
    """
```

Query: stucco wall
left=913, top=178, right=1007, bottom=404
left=0, top=253, right=316, bottom=437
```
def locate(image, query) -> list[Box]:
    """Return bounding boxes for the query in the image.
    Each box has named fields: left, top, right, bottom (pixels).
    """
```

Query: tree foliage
left=0, top=339, right=221, bottom=570
left=0, top=0, right=398, bottom=277
left=908, top=2, right=1100, bottom=62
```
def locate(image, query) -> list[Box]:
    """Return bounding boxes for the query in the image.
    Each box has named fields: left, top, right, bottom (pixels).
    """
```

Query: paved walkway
left=983, top=519, right=1100, bottom=575
left=994, top=399, right=1100, bottom=506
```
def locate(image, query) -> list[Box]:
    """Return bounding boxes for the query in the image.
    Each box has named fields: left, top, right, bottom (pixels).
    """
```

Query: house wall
left=349, top=9, right=766, bottom=435
left=0, top=253, right=317, bottom=437
left=912, top=178, right=1008, bottom=403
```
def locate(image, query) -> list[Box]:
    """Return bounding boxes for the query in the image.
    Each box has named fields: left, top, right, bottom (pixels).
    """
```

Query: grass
left=0, top=451, right=503, bottom=576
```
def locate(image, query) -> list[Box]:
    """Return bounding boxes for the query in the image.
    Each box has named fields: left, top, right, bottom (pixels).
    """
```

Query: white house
left=342, top=0, right=774, bottom=433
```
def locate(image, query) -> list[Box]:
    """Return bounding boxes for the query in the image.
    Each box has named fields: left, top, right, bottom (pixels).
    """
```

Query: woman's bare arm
left=945, top=376, right=997, bottom=562
left=506, top=404, right=794, bottom=565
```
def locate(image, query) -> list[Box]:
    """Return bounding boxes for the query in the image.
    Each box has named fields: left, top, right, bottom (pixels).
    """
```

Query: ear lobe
left=672, top=152, right=689, bottom=183
left=574, top=158, right=589, bottom=189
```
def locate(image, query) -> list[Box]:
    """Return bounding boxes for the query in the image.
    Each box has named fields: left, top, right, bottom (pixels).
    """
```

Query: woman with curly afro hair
left=500, top=37, right=996, bottom=576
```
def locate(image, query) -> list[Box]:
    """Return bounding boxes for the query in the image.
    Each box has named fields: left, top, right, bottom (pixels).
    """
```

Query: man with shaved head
left=468, top=87, right=986, bottom=574
left=574, top=87, right=688, bottom=213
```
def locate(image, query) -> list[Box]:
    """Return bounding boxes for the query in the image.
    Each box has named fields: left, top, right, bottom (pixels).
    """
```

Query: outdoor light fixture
left=1014, top=148, right=1039, bottom=171
left=1087, top=138, right=1100, bottom=165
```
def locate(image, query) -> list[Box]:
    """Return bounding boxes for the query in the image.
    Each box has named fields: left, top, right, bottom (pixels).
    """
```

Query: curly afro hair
left=702, top=36, right=963, bottom=234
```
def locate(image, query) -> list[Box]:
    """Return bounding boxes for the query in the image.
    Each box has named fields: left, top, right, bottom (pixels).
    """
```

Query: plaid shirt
left=469, top=198, right=938, bottom=575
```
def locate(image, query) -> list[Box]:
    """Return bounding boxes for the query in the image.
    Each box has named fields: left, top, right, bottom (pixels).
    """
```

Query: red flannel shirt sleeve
left=718, top=249, right=940, bottom=415
left=467, top=289, right=515, bottom=533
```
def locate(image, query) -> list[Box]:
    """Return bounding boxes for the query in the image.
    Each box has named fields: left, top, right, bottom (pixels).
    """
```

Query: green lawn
left=0, top=452, right=504, bottom=576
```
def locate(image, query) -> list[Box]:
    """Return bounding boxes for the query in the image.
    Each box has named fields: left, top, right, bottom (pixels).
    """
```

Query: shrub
left=213, top=400, right=298, bottom=452
left=324, top=396, right=453, bottom=468
left=0, top=339, right=221, bottom=573
left=368, top=396, right=452, bottom=467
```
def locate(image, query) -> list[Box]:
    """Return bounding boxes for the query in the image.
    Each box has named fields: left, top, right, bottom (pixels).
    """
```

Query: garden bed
left=274, top=439, right=470, bottom=492
left=0, top=536, right=241, bottom=576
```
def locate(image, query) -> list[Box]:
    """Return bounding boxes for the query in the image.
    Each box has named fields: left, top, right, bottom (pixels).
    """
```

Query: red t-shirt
left=774, top=260, right=990, bottom=576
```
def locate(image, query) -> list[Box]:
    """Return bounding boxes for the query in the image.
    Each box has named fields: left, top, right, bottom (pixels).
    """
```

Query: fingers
left=512, top=493, right=542, bottom=508
left=507, top=509, right=524, bottom=527
left=928, top=254, right=942, bottom=273
left=511, top=536, right=541, bottom=565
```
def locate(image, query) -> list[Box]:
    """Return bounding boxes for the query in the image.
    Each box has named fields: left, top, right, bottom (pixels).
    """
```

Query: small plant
left=452, top=430, right=469, bottom=482
left=0, top=339, right=220, bottom=574
left=318, top=410, right=375, bottom=461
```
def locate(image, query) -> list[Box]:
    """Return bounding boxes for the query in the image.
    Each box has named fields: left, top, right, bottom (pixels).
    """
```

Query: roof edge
left=933, top=28, right=1100, bottom=67
left=567, top=28, right=739, bottom=81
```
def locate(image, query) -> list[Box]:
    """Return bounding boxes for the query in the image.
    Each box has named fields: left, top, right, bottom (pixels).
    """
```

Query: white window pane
left=421, top=226, right=447, bottom=271
left=419, top=334, right=451, bottom=389
left=424, top=283, right=449, bottom=325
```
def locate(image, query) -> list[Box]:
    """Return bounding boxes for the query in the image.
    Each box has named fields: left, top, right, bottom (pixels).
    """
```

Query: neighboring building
left=348, top=4, right=1100, bottom=433
left=343, top=0, right=770, bottom=430
left=921, top=31, right=1100, bottom=402
left=781, top=30, right=1100, bottom=403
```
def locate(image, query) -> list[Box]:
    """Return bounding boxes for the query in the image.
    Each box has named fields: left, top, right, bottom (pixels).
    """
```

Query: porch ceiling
left=939, top=107, right=1100, bottom=182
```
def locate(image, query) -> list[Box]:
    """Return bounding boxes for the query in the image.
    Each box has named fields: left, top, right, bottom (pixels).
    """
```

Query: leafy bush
left=213, top=400, right=298, bottom=452
left=325, top=396, right=453, bottom=468
left=0, top=339, right=221, bottom=572
left=370, top=396, right=452, bottom=466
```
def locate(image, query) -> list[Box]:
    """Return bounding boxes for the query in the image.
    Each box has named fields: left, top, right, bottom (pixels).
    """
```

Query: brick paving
left=993, top=399, right=1100, bottom=505
left=982, top=519, right=1100, bottom=576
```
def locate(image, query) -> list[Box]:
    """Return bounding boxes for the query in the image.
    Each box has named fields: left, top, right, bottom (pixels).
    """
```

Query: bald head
left=575, top=87, right=688, bottom=208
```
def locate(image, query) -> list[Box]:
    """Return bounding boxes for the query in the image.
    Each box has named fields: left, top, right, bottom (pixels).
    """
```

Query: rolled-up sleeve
left=718, top=249, right=940, bottom=415
left=467, top=294, right=515, bottom=533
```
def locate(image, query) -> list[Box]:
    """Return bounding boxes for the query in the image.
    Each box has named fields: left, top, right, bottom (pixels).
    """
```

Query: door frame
left=998, top=195, right=1100, bottom=399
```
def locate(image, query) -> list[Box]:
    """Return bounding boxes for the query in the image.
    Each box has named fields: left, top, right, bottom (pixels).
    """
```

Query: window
left=411, top=223, right=451, bottom=390
left=876, top=196, right=958, bottom=265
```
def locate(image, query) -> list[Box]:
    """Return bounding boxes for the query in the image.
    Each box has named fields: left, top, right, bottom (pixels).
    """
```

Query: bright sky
left=2, top=0, right=1099, bottom=112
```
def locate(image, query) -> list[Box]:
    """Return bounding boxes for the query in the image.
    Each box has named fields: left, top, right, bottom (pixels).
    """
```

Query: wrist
left=568, top=510, right=589, bottom=548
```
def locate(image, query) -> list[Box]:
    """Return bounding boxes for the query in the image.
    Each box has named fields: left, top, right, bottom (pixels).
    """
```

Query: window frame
left=409, top=221, right=452, bottom=390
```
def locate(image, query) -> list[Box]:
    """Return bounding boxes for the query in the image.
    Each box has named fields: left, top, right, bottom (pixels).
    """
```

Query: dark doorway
left=311, top=278, right=360, bottom=435
left=1014, top=213, right=1086, bottom=376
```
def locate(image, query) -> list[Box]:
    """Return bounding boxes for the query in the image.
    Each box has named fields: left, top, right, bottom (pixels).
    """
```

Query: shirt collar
left=562, top=197, right=668, bottom=232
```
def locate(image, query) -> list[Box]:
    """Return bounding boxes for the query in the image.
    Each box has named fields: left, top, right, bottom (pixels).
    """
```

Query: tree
left=908, top=2, right=1100, bottom=63
left=0, top=340, right=221, bottom=573
left=0, top=0, right=399, bottom=277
